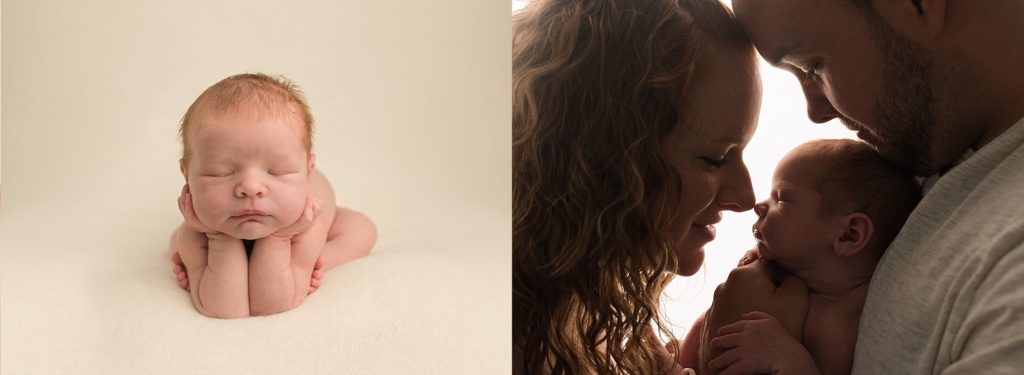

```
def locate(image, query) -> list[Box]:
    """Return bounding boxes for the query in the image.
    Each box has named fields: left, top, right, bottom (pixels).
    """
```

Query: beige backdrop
left=1, top=0, right=511, bottom=373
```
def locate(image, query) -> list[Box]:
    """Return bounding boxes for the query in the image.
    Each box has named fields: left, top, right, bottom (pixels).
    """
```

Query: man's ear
left=307, top=154, right=316, bottom=173
left=833, top=212, right=874, bottom=257
left=873, top=0, right=946, bottom=42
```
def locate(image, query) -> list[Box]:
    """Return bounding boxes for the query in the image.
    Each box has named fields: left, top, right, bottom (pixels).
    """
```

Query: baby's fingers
left=740, top=311, right=773, bottom=321
left=312, top=198, right=324, bottom=220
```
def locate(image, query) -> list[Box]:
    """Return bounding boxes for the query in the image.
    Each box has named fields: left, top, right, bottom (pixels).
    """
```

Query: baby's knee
left=338, top=207, right=377, bottom=254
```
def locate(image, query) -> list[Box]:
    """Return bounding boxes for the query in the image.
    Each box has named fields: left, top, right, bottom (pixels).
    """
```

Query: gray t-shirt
left=852, top=116, right=1024, bottom=374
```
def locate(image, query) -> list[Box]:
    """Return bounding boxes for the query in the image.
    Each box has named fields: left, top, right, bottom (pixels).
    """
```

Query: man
left=723, top=0, right=1024, bottom=373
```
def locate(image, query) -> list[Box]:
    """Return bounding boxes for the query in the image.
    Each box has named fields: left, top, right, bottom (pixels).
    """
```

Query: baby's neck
left=792, top=266, right=873, bottom=301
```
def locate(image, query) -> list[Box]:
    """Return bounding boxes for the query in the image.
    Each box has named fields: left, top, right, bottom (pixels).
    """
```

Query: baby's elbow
left=249, top=302, right=295, bottom=317
left=196, top=305, right=250, bottom=319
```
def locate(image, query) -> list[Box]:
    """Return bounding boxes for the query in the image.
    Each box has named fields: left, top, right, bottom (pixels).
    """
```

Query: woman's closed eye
left=798, top=60, right=822, bottom=80
left=699, top=156, right=728, bottom=169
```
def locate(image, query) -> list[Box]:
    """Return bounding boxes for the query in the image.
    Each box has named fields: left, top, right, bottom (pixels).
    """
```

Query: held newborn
left=169, top=73, right=377, bottom=318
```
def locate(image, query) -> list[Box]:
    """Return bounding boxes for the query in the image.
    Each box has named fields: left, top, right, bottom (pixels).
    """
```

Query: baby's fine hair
left=178, top=73, right=314, bottom=164
left=797, top=139, right=921, bottom=251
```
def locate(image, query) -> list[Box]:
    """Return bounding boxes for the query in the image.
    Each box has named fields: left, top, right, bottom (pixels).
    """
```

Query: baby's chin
left=220, top=221, right=285, bottom=240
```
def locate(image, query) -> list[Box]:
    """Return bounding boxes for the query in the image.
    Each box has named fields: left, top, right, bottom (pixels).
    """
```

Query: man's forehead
left=732, top=0, right=817, bottom=64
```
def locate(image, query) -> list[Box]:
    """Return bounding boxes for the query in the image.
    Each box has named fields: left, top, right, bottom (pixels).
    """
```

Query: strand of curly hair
left=513, top=0, right=699, bottom=373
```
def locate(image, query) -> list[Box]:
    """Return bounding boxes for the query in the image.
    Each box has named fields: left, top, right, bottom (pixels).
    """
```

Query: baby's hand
left=177, top=184, right=222, bottom=237
left=708, top=311, right=818, bottom=375
left=270, top=197, right=323, bottom=240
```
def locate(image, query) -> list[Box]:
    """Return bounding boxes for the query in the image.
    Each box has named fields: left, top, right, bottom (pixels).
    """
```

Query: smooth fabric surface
left=1, top=0, right=511, bottom=373
left=852, top=116, right=1024, bottom=374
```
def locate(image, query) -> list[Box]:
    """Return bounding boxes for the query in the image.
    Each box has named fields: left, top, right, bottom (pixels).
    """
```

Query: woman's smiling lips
left=691, top=217, right=721, bottom=241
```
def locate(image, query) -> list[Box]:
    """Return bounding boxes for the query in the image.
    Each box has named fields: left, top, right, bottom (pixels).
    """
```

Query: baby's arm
left=174, top=225, right=250, bottom=318
left=248, top=198, right=326, bottom=316
left=701, top=262, right=813, bottom=374
left=175, top=186, right=249, bottom=318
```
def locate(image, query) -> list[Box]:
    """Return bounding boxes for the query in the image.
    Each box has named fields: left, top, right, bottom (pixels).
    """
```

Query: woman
left=513, top=0, right=760, bottom=373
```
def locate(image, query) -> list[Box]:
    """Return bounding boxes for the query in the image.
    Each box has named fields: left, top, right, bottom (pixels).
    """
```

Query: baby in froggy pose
left=169, top=73, right=377, bottom=318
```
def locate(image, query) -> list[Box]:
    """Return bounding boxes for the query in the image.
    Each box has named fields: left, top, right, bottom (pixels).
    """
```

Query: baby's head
left=753, top=139, right=920, bottom=271
left=179, top=73, right=316, bottom=240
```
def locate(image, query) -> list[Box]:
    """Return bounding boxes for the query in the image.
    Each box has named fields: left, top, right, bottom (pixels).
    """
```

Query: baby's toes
left=177, top=275, right=189, bottom=290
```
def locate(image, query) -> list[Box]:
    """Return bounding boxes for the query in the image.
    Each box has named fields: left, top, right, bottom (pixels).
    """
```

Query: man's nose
left=801, top=80, right=839, bottom=124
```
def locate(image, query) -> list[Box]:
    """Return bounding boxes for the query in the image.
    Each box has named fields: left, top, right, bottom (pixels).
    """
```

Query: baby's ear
left=833, top=212, right=873, bottom=257
left=179, top=159, right=189, bottom=182
left=307, top=154, right=316, bottom=173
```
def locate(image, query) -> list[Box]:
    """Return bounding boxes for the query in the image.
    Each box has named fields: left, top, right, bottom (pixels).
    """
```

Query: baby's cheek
left=192, top=193, right=226, bottom=226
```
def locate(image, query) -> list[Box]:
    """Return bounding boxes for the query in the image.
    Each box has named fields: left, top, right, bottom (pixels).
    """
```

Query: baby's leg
left=320, top=207, right=377, bottom=271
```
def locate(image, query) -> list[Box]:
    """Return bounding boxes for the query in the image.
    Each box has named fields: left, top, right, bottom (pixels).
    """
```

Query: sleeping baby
left=169, top=73, right=377, bottom=318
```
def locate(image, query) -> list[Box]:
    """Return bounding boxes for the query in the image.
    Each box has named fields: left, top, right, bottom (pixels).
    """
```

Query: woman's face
left=662, top=48, right=761, bottom=276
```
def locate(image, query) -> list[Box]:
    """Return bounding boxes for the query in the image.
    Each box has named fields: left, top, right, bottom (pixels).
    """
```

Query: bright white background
left=512, top=0, right=856, bottom=339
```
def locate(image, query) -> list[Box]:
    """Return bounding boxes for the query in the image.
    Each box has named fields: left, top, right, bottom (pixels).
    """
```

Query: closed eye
left=799, top=61, right=822, bottom=80
left=699, top=156, right=728, bottom=169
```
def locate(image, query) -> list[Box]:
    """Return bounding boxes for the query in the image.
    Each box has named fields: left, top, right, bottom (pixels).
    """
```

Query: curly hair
left=512, top=0, right=751, bottom=373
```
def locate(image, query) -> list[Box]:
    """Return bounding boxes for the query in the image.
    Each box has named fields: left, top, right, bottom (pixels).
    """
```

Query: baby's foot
left=171, top=251, right=190, bottom=291
left=308, top=256, right=324, bottom=295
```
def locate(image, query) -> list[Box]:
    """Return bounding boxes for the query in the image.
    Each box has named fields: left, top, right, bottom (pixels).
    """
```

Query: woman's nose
left=801, top=80, right=840, bottom=124
left=719, top=165, right=755, bottom=212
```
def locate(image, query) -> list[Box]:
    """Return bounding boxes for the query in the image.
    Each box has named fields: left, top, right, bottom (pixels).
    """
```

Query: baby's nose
left=753, top=201, right=768, bottom=217
left=235, top=179, right=266, bottom=198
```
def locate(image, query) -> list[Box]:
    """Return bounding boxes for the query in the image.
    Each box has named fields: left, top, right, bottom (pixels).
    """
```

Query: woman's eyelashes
left=699, top=156, right=728, bottom=169
left=798, top=60, right=822, bottom=80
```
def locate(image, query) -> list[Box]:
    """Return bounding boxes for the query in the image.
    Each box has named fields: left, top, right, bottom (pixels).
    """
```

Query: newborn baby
left=169, top=73, right=377, bottom=318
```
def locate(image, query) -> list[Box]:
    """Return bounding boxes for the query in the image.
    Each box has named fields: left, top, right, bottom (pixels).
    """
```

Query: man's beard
left=851, top=15, right=939, bottom=176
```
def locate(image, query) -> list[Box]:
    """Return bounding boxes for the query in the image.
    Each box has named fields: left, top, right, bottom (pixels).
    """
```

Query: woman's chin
left=674, top=247, right=705, bottom=276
